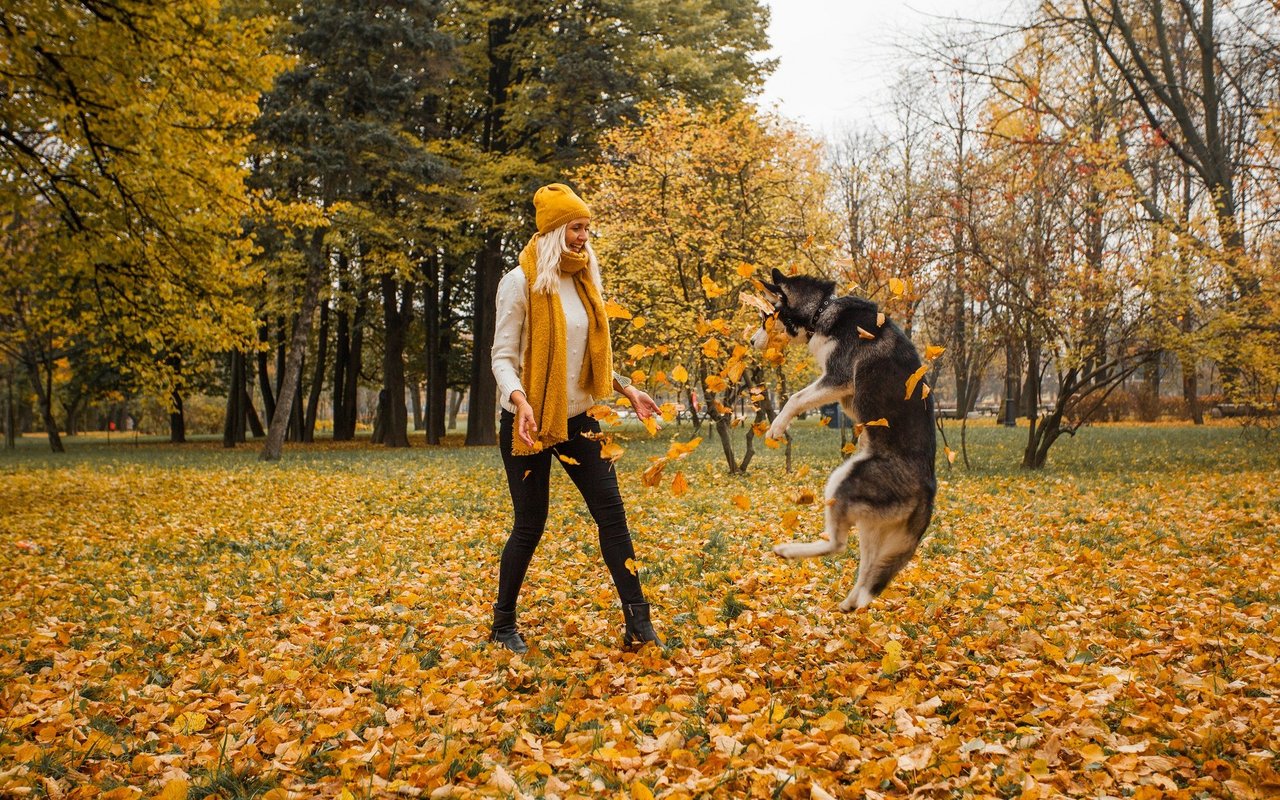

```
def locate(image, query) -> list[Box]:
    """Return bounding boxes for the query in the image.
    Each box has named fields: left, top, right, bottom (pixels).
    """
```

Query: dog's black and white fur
left=755, top=268, right=936, bottom=611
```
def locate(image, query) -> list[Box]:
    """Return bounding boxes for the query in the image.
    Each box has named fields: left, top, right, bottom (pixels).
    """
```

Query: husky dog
left=753, top=268, right=936, bottom=611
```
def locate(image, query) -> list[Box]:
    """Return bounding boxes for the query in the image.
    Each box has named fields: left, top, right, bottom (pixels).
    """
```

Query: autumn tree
left=585, top=103, right=837, bottom=473
left=437, top=0, right=773, bottom=447
left=0, top=1, right=282, bottom=451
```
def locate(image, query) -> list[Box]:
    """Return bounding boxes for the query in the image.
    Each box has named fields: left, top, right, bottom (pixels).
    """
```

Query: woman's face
left=564, top=217, right=590, bottom=253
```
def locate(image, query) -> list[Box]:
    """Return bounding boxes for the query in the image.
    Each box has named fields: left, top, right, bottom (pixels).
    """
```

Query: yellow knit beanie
left=534, top=183, right=591, bottom=234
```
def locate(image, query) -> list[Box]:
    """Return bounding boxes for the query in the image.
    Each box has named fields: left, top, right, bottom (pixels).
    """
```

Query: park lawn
left=0, top=420, right=1277, bottom=799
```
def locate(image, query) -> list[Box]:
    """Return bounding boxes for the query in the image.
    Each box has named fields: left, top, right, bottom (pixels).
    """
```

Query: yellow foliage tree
left=579, top=103, right=837, bottom=472
left=0, top=0, right=285, bottom=450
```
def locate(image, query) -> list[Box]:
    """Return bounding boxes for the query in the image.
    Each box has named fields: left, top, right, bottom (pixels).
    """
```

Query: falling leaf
left=735, top=262, right=756, bottom=278
left=924, top=344, right=946, bottom=360
left=944, top=446, right=957, bottom=464
left=841, top=442, right=857, bottom=455
left=819, top=415, right=830, bottom=427
left=631, top=316, right=646, bottom=329
left=604, top=299, right=633, bottom=319
left=624, top=558, right=639, bottom=575
left=522, top=469, right=531, bottom=480
left=889, top=277, right=906, bottom=295
left=864, top=418, right=889, bottom=428
left=702, top=338, right=721, bottom=358
left=671, top=364, right=688, bottom=383
left=641, top=461, right=665, bottom=486
left=857, top=326, right=876, bottom=340
left=701, top=275, right=725, bottom=298
left=600, top=441, right=625, bottom=462
left=671, top=472, right=689, bottom=496
left=905, top=365, right=929, bottom=400
left=876, top=311, right=886, bottom=326
left=642, top=416, right=658, bottom=436
left=660, top=403, right=678, bottom=422
left=705, top=375, right=727, bottom=392
left=764, top=436, right=780, bottom=449
left=557, top=454, right=580, bottom=465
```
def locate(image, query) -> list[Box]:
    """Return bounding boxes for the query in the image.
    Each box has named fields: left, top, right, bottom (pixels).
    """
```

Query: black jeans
left=495, top=410, right=646, bottom=613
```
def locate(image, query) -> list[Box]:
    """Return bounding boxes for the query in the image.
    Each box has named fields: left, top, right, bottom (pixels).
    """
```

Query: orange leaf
left=671, top=472, right=689, bottom=496
left=905, top=365, right=929, bottom=400
left=604, top=299, right=633, bottom=319
left=857, top=326, right=876, bottom=340
left=732, top=494, right=750, bottom=510
left=671, top=364, right=689, bottom=383
left=924, top=344, right=945, bottom=360
left=557, top=454, right=580, bottom=465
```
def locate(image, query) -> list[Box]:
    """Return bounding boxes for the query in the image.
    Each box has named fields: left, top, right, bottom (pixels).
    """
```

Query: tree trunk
left=261, top=229, right=327, bottom=462
left=339, top=274, right=369, bottom=440
left=25, top=356, right=63, bottom=453
left=713, top=413, right=737, bottom=474
left=304, top=301, right=329, bottom=442
left=170, top=390, right=186, bottom=443
left=223, top=351, right=245, bottom=447
left=244, top=388, right=265, bottom=438
left=257, top=322, right=276, bottom=426
left=1182, top=353, right=1203, bottom=425
left=448, top=388, right=463, bottom=430
left=410, top=383, right=423, bottom=431
left=465, top=232, right=502, bottom=446
left=424, top=253, right=453, bottom=445
left=4, top=367, right=15, bottom=449
left=380, top=273, right=411, bottom=447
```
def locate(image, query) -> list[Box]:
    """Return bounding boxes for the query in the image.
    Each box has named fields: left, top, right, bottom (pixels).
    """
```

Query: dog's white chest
left=807, top=333, right=836, bottom=364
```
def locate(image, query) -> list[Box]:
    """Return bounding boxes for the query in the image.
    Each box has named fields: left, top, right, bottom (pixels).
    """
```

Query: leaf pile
left=1, top=424, right=1277, bottom=798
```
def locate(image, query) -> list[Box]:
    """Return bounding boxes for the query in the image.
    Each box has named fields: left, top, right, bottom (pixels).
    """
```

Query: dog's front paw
left=766, top=422, right=789, bottom=442
left=773, top=542, right=802, bottom=559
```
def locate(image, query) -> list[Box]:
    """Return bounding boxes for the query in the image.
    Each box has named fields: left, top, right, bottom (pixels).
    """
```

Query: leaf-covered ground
left=1, top=422, right=1277, bottom=799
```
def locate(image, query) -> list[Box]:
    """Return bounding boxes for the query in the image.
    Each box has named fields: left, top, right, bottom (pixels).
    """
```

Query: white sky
left=757, top=0, right=1018, bottom=137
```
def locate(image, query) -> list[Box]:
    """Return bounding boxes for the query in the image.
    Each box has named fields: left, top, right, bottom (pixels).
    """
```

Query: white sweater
left=491, top=267, right=597, bottom=417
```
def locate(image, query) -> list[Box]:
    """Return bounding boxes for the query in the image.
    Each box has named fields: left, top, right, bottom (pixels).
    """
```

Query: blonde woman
left=489, top=183, right=663, bottom=653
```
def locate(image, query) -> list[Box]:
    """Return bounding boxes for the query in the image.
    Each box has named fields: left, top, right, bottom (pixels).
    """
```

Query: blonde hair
left=532, top=222, right=602, bottom=295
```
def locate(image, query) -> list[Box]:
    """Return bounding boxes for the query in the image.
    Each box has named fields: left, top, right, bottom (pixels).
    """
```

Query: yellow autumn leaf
left=600, top=441, right=625, bottom=462
left=881, top=639, right=904, bottom=674
left=604, top=299, right=633, bottom=319
left=735, top=261, right=756, bottom=278
left=173, top=712, right=207, bottom=734
left=155, top=778, right=190, bottom=800
left=671, top=472, right=689, bottom=496
left=702, top=338, right=721, bottom=358
left=764, top=436, right=780, bottom=448
left=557, top=454, right=580, bottom=465
left=631, top=781, right=656, bottom=800
left=631, top=315, right=646, bottom=329
left=924, top=344, right=945, bottom=360
left=889, top=277, right=906, bottom=295
left=705, top=375, right=727, bottom=392
left=864, top=418, right=889, bottom=427
left=781, top=510, right=800, bottom=530
left=905, top=365, right=929, bottom=400
left=660, top=403, right=678, bottom=422
left=624, top=557, right=639, bottom=575
left=731, top=494, right=750, bottom=510
left=701, top=275, right=726, bottom=298
left=671, top=364, right=689, bottom=383
left=642, top=416, right=658, bottom=436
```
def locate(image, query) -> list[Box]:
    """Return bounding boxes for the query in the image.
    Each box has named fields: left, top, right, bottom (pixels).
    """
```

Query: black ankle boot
left=622, top=602, right=664, bottom=648
left=490, top=607, right=528, bottom=654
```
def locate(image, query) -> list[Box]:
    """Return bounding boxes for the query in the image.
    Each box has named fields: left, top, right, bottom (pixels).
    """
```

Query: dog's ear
left=760, top=281, right=782, bottom=306
left=771, top=267, right=787, bottom=285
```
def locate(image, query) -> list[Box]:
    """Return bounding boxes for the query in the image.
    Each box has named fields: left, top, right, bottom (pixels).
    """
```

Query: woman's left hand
left=624, top=386, right=662, bottom=422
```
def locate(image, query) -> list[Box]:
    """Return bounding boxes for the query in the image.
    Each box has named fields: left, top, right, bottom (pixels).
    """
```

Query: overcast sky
left=756, top=0, right=1018, bottom=136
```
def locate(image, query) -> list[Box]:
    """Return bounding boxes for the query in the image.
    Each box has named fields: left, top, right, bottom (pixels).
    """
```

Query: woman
left=489, top=182, right=664, bottom=654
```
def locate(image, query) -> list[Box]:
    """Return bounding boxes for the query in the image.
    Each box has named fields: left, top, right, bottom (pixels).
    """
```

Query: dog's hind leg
left=772, top=458, right=856, bottom=560
left=839, top=515, right=921, bottom=612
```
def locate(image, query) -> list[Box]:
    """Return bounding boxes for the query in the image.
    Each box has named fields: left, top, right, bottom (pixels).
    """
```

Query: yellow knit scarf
left=515, top=235, right=613, bottom=455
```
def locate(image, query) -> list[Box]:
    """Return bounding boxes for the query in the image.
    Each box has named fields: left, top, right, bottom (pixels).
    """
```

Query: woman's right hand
left=511, top=391, right=537, bottom=448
